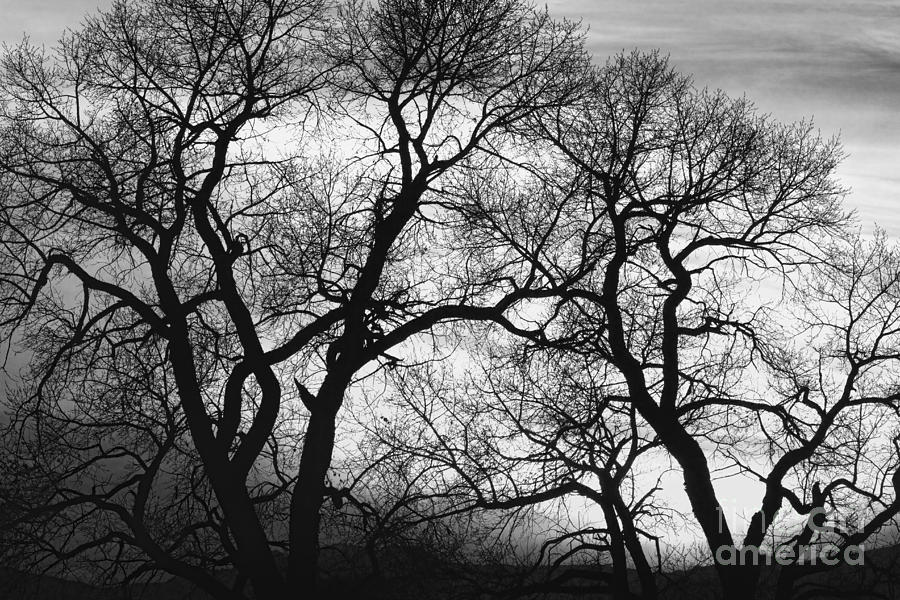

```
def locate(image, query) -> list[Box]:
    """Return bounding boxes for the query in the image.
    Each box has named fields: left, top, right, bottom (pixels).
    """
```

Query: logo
left=713, top=507, right=865, bottom=566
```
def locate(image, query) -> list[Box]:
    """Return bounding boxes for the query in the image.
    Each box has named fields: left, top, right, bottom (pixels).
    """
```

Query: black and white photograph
left=1, top=1, right=899, bottom=598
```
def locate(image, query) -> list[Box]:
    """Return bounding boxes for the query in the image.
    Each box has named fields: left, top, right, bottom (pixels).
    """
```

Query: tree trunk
left=287, top=404, right=339, bottom=598
left=609, top=482, right=657, bottom=600
left=658, top=424, right=753, bottom=600
left=596, top=481, right=631, bottom=600
left=168, top=330, right=286, bottom=599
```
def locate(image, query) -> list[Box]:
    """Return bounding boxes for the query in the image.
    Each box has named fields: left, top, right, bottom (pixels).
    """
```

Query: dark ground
left=2, top=544, right=900, bottom=599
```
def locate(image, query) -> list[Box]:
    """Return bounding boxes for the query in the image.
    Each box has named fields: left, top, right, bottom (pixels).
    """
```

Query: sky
left=545, top=0, right=900, bottom=236
left=2, top=0, right=898, bottom=544
left=3, top=0, right=897, bottom=234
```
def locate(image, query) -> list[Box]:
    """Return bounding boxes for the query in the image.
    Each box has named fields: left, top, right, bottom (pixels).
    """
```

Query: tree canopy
left=2, top=2, right=899, bottom=600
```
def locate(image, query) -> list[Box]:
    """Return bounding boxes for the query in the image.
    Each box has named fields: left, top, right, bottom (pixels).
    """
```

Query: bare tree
left=527, top=51, right=900, bottom=600
left=465, top=348, right=665, bottom=600
left=329, top=321, right=671, bottom=600
left=4, top=3, right=896, bottom=599
left=0, top=0, right=588, bottom=597
left=499, top=50, right=891, bottom=600
left=754, top=231, right=900, bottom=600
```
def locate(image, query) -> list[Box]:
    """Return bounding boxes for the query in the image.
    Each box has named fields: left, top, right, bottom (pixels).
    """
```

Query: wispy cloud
left=549, top=0, right=900, bottom=233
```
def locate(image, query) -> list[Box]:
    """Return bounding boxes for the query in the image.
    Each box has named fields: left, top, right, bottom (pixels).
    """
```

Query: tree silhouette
left=367, top=350, right=667, bottom=599
left=503, top=51, right=900, bottom=600
left=0, top=0, right=586, bottom=597
left=3, top=4, right=900, bottom=600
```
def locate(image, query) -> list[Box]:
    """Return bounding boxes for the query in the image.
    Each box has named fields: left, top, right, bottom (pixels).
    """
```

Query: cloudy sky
left=3, top=0, right=897, bottom=234
left=547, top=0, right=900, bottom=236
